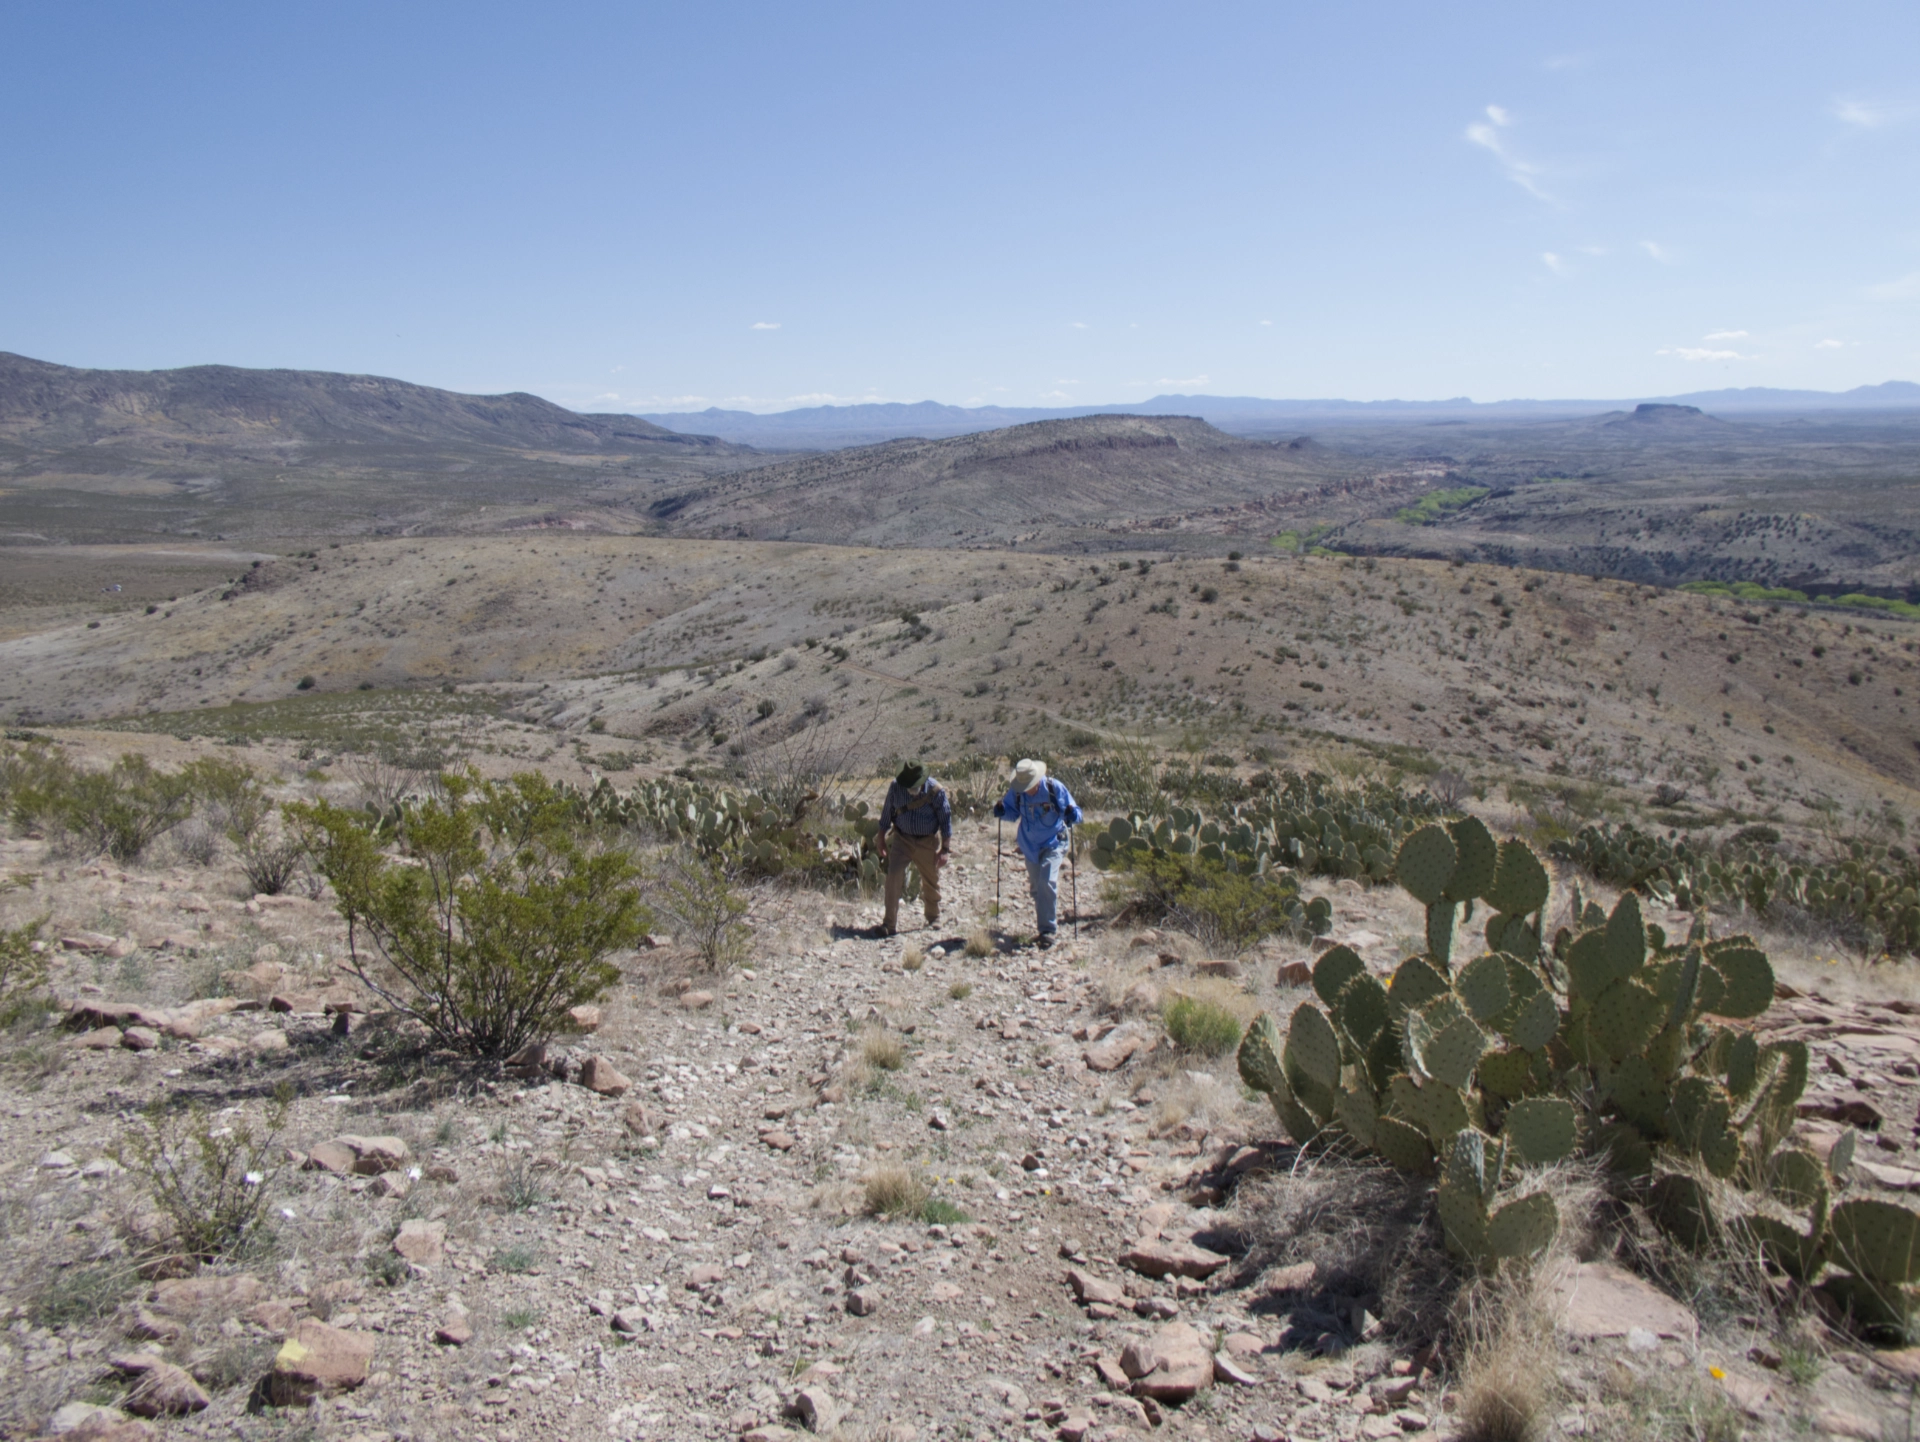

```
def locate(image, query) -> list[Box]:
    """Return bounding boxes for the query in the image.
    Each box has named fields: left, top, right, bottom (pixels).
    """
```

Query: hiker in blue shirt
left=992, top=758, right=1082, bottom=949
left=874, top=760, right=952, bottom=936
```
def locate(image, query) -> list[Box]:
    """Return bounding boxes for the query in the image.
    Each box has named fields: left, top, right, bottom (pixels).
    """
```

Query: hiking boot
left=1036, top=932, right=1056, bottom=950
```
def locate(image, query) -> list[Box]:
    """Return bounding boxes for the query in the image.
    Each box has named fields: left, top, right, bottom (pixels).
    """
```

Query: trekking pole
left=1069, top=833, right=1079, bottom=942
left=994, top=816, right=1003, bottom=923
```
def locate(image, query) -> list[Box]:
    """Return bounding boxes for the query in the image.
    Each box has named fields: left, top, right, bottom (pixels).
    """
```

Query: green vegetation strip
left=1395, top=486, right=1489, bottom=526
left=92, top=688, right=505, bottom=752
left=1680, top=580, right=1920, bottom=620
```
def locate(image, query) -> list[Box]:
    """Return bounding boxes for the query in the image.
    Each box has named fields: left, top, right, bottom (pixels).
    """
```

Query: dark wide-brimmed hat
left=897, top=761, right=927, bottom=789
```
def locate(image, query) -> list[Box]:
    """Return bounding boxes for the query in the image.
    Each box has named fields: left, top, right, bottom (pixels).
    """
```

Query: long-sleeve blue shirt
left=992, top=777, right=1083, bottom=862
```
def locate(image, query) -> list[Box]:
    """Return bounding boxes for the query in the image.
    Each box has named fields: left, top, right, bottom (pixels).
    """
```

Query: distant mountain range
left=642, top=381, right=1920, bottom=447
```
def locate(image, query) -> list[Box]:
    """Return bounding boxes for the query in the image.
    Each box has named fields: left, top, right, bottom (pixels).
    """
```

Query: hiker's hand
left=936, top=852, right=949, bottom=868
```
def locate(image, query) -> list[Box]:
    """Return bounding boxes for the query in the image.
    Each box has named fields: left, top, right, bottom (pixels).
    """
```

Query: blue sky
left=2, top=2, right=1916, bottom=411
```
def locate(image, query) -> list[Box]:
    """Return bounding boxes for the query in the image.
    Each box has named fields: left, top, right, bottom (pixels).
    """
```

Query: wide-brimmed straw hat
left=1011, top=758, right=1047, bottom=791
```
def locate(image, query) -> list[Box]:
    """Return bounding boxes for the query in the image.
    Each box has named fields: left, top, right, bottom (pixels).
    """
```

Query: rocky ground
left=6, top=800, right=1920, bottom=1442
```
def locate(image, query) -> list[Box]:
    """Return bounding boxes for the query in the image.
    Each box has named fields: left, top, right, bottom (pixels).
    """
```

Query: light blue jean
left=1023, top=846, right=1064, bottom=935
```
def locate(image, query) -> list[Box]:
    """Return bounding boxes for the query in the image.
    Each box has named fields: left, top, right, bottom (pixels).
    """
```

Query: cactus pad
left=1505, top=989, right=1562, bottom=1052
left=1337, top=974, right=1391, bottom=1048
left=1486, top=911, right=1541, bottom=961
left=1436, top=1182, right=1491, bottom=1259
left=1312, top=945, right=1367, bottom=1007
left=1445, top=815, right=1499, bottom=903
left=1587, top=978, right=1663, bottom=1061
left=1502, top=1097, right=1578, bottom=1166
left=1371, top=1114, right=1435, bottom=1173
left=1564, top=930, right=1613, bottom=1000
left=1476, top=1047, right=1538, bottom=1100
left=1486, top=1191, right=1558, bottom=1260
left=1334, top=1083, right=1378, bottom=1147
left=1389, top=955, right=1452, bottom=1012
left=1706, top=945, right=1773, bottom=1019
left=1237, top=1012, right=1286, bottom=1096
left=1605, top=1055, right=1668, bottom=1134
left=1650, top=1173, right=1720, bottom=1249
left=1830, top=1199, right=1920, bottom=1286
left=1395, top=825, right=1458, bottom=906
left=1284, top=1001, right=1342, bottom=1090
left=1456, top=953, right=1512, bottom=1024
left=1389, top=1072, right=1473, bottom=1145
left=1603, top=891, right=1647, bottom=978
left=1485, top=839, right=1550, bottom=917
left=1744, top=1214, right=1824, bottom=1282
left=1424, top=1010, right=1490, bottom=1090
left=1768, top=1147, right=1830, bottom=1211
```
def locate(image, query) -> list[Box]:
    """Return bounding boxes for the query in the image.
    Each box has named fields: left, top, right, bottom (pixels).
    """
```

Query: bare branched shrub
left=652, top=853, right=751, bottom=971
left=1429, top=768, right=1471, bottom=809
left=115, top=1087, right=292, bottom=1264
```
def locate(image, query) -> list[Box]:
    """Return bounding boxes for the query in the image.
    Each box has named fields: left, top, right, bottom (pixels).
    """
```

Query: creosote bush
left=58, top=753, right=195, bottom=861
left=287, top=771, right=650, bottom=1059
left=1110, top=850, right=1316, bottom=951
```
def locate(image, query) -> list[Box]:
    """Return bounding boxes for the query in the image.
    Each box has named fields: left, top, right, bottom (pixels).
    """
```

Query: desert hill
left=0, top=352, right=771, bottom=547
left=642, top=413, right=1409, bottom=550
left=0, top=351, right=722, bottom=456
left=3, top=535, right=1913, bottom=819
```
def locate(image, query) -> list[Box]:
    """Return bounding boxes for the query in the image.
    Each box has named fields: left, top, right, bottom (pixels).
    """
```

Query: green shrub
left=59, top=754, right=195, bottom=861
left=183, top=757, right=272, bottom=844
left=116, top=1088, right=290, bottom=1263
left=286, top=772, right=649, bottom=1058
left=1111, top=851, right=1311, bottom=950
left=0, top=740, right=77, bottom=828
left=1164, top=994, right=1242, bottom=1056
left=0, top=909, right=49, bottom=1025
left=920, top=1197, right=971, bottom=1225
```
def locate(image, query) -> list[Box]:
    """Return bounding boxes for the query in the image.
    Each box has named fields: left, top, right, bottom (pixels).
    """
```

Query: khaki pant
left=882, top=831, right=943, bottom=931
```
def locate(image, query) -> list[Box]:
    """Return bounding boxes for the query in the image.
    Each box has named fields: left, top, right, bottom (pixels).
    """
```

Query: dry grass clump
left=1454, top=1288, right=1556, bottom=1442
left=863, top=1162, right=930, bottom=1218
left=1453, top=1159, right=1606, bottom=1442
left=860, top=1027, right=905, bottom=1072
left=963, top=929, right=993, bottom=958
left=1240, top=1153, right=1460, bottom=1338
left=900, top=944, right=925, bottom=972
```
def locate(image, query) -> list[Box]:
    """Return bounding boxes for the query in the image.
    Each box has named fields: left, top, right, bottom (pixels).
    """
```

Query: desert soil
left=5, top=769, right=1920, bottom=1442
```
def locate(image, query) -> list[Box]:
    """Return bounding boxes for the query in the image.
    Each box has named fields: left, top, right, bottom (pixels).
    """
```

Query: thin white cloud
left=1069, top=321, right=1090, bottom=330
left=750, top=321, right=781, bottom=330
left=1259, top=319, right=1273, bottom=326
left=1833, top=97, right=1909, bottom=129
left=1542, top=251, right=1567, bottom=275
left=1465, top=104, right=1554, bottom=202
left=1815, top=338, right=1846, bottom=349
left=1040, top=390, right=1074, bottom=401
left=1639, top=240, right=1672, bottom=263
left=1867, top=272, right=1920, bottom=301
left=1155, top=374, right=1210, bottom=389
left=1544, top=54, right=1588, bottom=71
left=1053, top=379, right=1080, bottom=386
left=1703, top=330, right=1748, bottom=341
left=1658, top=347, right=1752, bottom=362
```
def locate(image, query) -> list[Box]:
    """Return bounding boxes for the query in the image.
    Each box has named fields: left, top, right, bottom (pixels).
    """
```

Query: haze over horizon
left=4, top=2, right=1917, bottom=414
